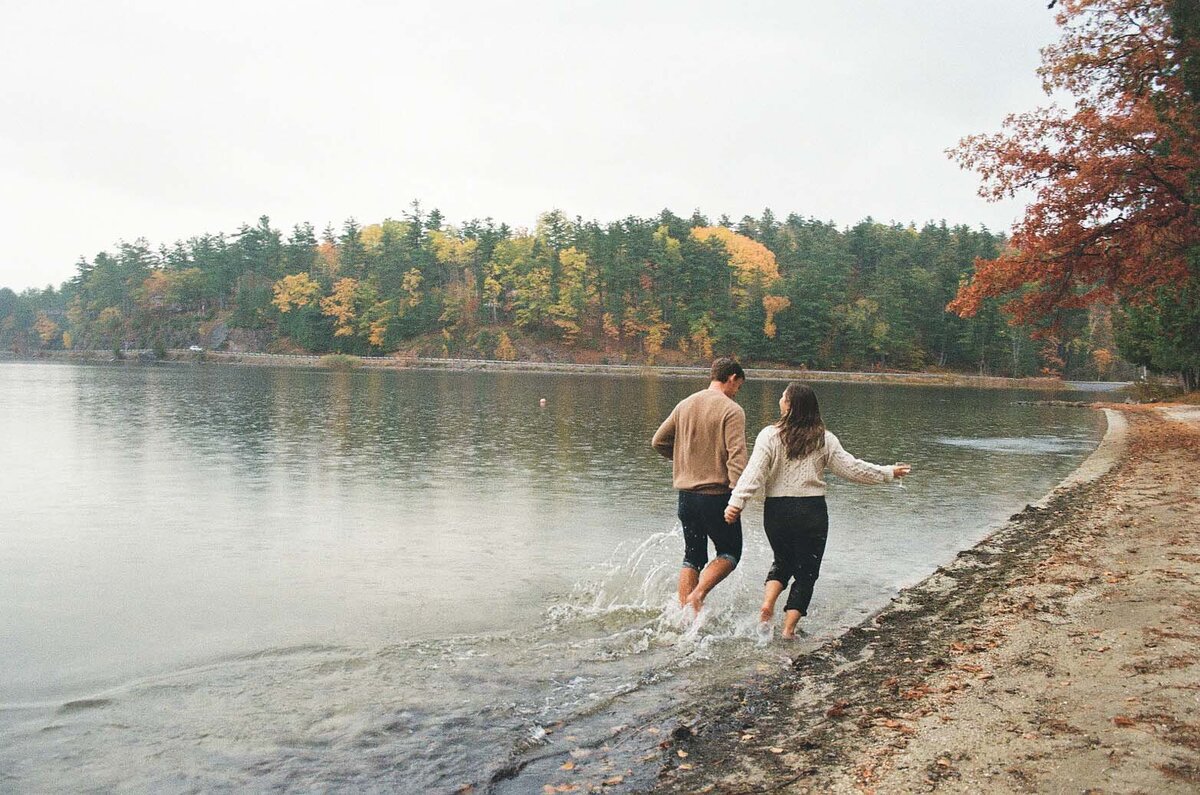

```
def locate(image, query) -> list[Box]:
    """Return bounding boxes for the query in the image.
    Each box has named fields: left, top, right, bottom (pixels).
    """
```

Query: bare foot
left=685, top=593, right=705, bottom=615
left=759, top=604, right=774, bottom=623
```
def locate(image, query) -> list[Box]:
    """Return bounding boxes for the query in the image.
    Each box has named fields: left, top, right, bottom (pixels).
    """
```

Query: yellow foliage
left=429, top=231, right=479, bottom=267
left=368, top=318, right=388, bottom=347
left=316, top=241, right=339, bottom=277
left=138, top=271, right=171, bottom=309
left=401, top=268, right=423, bottom=310
left=691, top=226, right=780, bottom=283
left=62, top=330, right=73, bottom=349
left=548, top=246, right=596, bottom=344
left=762, top=295, right=791, bottom=339
left=320, top=277, right=360, bottom=337
left=690, top=323, right=714, bottom=360
left=359, top=224, right=383, bottom=252
left=622, top=304, right=670, bottom=360
left=272, top=272, right=321, bottom=313
left=34, top=312, right=60, bottom=346
left=494, top=331, right=517, bottom=361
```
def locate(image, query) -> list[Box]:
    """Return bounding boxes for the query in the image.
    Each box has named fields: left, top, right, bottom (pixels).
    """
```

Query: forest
left=3, top=1, right=1197, bottom=388
left=0, top=207, right=1129, bottom=379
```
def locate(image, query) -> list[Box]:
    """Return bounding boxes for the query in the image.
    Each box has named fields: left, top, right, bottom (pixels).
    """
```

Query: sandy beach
left=647, top=404, right=1200, bottom=794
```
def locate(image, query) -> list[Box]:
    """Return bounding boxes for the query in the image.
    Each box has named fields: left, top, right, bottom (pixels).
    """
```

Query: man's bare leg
left=781, top=608, right=803, bottom=639
left=684, top=557, right=736, bottom=613
left=678, top=567, right=700, bottom=606
left=760, top=581, right=785, bottom=623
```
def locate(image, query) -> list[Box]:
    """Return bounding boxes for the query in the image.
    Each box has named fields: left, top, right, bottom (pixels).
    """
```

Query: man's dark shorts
left=677, top=490, right=742, bottom=571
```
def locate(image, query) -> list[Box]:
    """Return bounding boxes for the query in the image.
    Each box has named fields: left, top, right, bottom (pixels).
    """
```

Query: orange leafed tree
left=948, top=0, right=1199, bottom=327
left=762, top=295, right=791, bottom=339
left=690, top=226, right=780, bottom=283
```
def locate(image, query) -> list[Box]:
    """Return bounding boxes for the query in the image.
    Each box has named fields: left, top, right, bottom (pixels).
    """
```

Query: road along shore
left=18, top=348, right=1078, bottom=391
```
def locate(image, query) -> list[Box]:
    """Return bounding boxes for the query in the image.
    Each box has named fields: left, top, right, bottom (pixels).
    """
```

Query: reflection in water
left=0, top=361, right=1105, bottom=791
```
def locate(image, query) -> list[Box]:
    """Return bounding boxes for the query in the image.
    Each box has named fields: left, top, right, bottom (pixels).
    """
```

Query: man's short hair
left=710, top=357, right=745, bottom=383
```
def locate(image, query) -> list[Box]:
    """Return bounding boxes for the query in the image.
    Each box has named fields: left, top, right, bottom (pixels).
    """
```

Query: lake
left=0, top=361, right=1105, bottom=791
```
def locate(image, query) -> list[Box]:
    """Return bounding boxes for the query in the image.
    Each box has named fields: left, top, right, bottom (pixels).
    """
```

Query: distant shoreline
left=5, top=348, right=1128, bottom=391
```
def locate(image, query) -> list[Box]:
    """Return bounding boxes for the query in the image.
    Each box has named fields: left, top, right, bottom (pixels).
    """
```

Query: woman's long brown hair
left=776, top=382, right=826, bottom=459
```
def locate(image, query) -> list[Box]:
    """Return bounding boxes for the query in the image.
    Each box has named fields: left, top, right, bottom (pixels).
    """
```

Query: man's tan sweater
left=651, top=388, right=747, bottom=494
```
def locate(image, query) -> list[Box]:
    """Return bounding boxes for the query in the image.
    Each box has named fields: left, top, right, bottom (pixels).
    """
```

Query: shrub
left=318, top=353, right=360, bottom=370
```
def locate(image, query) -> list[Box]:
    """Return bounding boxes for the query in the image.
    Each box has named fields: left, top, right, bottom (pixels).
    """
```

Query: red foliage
left=949, top=0, right=1199, bottom=328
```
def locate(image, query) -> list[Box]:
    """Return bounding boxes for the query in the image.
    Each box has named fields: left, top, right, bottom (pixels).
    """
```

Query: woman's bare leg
left=781, top=608, right=803, bottom=639
left=760, top=581, right=785, bottom=623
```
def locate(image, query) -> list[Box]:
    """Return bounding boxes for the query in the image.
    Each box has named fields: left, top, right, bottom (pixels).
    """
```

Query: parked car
left=188, top=345, right=203, bottom=352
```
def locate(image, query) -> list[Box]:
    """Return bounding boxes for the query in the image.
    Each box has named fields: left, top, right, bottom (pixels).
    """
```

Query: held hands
left=893, top=463, right=913, bottom=478
left=724, top=505, right=742, bottom=524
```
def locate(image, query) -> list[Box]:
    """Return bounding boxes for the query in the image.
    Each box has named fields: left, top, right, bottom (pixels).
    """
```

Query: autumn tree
left=949, top=0, right=1199, bottom=385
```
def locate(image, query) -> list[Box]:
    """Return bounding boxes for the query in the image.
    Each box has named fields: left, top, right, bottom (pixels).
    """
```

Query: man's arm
left=724, top=407, right=748, bottom=486
left=651, top=410, right=676, bottom=460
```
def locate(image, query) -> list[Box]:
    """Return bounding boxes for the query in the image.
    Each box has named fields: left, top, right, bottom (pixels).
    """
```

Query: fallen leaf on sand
left=1113, top=715, right=1137, bottom=727
left=677, top=750, right=688, bottom=758
left=560, top=761, right=575, bottom=771
left=602, top=775, right=624, bottom=786
left=876, top=719, right=917, bottom=735
left=769, top=747, right=784, bottom=754
left=825, top=699, right=849, bottom=717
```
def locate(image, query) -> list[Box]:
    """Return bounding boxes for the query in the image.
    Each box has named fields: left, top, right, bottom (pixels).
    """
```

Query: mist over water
left=0, top=362, right=1105, bottom=791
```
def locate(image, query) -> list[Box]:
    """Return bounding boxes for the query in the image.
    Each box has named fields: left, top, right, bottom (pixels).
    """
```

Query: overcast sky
left=0, top=1, right=1060, bottom=291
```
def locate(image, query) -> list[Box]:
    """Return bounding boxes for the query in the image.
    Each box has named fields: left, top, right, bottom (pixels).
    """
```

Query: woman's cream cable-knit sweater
left=728, top=426, right=894, bottom=510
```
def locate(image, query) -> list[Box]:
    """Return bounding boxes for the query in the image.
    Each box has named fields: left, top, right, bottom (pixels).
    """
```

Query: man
left=651, top=357, right=748, bottom=614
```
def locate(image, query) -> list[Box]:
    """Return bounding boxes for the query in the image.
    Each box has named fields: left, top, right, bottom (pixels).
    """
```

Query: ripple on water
left=935, top=435, right=1097, bottom=455
left=56, top=698, right=114, bottom=714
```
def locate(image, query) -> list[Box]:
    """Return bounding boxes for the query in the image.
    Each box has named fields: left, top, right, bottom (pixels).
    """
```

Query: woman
left=724, top=382, right=911, bottom=639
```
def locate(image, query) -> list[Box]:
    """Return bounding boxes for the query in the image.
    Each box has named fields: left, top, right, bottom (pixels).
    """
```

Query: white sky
left=0, top=1, right=1060, bottom=291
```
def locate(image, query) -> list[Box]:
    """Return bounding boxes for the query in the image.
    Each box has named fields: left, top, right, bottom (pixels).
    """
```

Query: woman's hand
left=893, top=463, right=912, bottom=478
left=724, top=505, right=742, bottom=524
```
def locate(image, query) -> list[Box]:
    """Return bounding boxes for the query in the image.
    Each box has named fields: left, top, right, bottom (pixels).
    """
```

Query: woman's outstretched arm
left=825, top=432, right=910, bottom=484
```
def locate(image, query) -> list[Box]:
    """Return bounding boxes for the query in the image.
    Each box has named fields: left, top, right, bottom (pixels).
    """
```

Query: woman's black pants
left=763, top=496, right=829, bottom=616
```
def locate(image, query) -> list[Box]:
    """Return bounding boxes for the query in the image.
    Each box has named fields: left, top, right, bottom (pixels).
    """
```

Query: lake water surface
left=0, top=361, right=1105, bottom=791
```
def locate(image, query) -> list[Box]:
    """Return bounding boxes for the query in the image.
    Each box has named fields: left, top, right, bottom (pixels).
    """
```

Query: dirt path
left=651, top=406, right=1200, bottom=794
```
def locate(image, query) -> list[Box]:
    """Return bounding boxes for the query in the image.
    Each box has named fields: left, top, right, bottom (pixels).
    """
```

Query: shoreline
left=493, top=404, right=1200, bottom=793
left=2, top=349, right=1109, bottom=391
left=642, top=404, right=1199, bottom=793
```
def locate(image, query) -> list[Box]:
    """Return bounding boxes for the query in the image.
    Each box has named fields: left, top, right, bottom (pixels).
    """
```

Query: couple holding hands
left=652, top=358, right=912, bottom=638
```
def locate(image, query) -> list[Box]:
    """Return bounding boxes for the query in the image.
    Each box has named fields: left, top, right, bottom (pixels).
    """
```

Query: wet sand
left=644, top=405, right=1200, bottom=793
